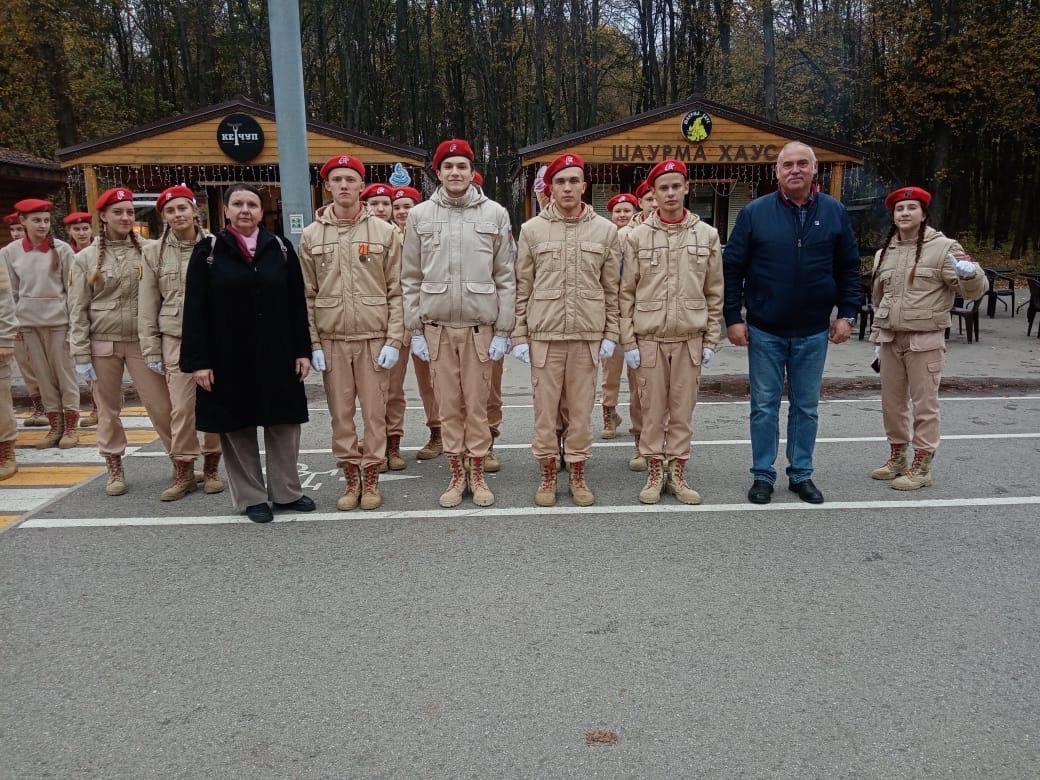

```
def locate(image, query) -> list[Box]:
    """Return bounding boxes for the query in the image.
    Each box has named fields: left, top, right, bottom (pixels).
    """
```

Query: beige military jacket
left=139, top=228, right=211, bottom=360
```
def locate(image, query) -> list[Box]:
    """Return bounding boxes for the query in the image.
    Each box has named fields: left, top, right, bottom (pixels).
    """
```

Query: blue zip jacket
left=723, top=190, right=861, bottom=338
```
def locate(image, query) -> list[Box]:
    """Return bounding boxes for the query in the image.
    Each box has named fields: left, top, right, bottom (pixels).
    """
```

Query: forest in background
left=1, top=0, right=1038, bottom=259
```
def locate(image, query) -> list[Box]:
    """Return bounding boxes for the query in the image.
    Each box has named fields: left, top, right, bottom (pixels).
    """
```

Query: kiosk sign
left=217, top=114, right=265, bottom=162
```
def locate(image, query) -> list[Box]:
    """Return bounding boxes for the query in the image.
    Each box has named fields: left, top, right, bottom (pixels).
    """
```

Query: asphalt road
left=2, top=390, right=1039, bottom=778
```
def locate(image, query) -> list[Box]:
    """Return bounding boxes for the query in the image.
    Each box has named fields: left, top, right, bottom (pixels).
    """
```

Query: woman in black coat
left=181, top=184, right=315, bottom=522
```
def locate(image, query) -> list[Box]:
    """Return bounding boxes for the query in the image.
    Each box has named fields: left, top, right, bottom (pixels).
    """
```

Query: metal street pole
left=267, top=0, right=310, bottom=250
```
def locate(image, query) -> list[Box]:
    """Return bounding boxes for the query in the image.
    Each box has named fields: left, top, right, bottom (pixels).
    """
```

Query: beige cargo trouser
left=531, top=340, right=598, bottom=464
left=426, top=324, right=493, bottom=458
left=163, top=335, right=220, bottom=460
left=92, top=339, right=172, bottom=457
left=323, top=338, right=390, bottom=469
left=636, top=338, right=702, bottom=461
left=879, top=331, right=945, bottom=453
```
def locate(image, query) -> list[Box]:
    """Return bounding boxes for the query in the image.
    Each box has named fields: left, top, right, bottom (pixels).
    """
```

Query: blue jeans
left=747, top=325, right=829, bottom=485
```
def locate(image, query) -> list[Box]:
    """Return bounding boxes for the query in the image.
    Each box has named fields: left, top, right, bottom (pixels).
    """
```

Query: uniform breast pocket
left=415, top=225, right=442, bottom=251
left=158, top=271, right=181, bottom=297
left=534, top=241, right=563, bottom=272
left=638, top=247, right=664, bottom=273
left=472, top=222, right=499, bottom=255
left=580, top=241, right=605, bottom=275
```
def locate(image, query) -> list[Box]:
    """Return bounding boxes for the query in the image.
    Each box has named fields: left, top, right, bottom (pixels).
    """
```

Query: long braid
left=47, top=227, right=59, bottom=272
left=873, top=224, right=899, bottom=279
left=88, top=227, right=107, bottom=288
left=908, top=221, right=926, bottom=284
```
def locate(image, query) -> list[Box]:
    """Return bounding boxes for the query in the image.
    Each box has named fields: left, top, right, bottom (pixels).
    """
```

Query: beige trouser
left=92, top=340, right=173, bottom=457
left=23, top=326, right=78, bottom=411
left=600, top=350, right=643, bottom=435
left=14, top=332, right=39, bottom=396
left=636, top=338, right=702, bottom=461
left=880, top=332, right=945, bottom=453
left=386, top=335, right=408, bottom=437
left=413, top=350, right=440, bottom=429
left=531, top=340, right=598, bottom=463
left=220, top=424, right=304, bottom=510
left=324, top=338, right=389, bottom=469
left=426, top=324, right=493, bottom=458
left=0, top=364, right=16, bottom=441
left=488, top=358, right=503, bottom=436
left=162, top=335, right=220, bottom=460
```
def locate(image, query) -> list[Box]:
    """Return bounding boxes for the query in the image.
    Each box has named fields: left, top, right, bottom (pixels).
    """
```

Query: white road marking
left=3, top=489, right=67, bottom=512
left=15, top=447, right=142, bottom=465
left=17, top=495, right=1040, bottom=528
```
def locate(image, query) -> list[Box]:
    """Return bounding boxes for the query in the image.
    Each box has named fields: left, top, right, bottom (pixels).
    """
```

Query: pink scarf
left=226, top=224, right=259, bottom=261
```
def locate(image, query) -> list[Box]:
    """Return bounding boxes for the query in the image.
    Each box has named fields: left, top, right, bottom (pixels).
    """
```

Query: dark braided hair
left=46, top=227, right=60, bottom=272
left=89, top=207, right=144, bottom=288
left=873, top=203, right=929, bottom=285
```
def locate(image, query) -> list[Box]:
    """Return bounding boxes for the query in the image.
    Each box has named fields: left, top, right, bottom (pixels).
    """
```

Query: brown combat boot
left=104, top=454, right=127, bottom=496
left=892, top=450, right=934, bottom=491
left=483, top=432, right=501, bottom=473
left=871, top=443, right=909, bottom=480
left=360, top=464, right=382, bottom=509
left=35, top=411, right=63, bottom=449
left=25, top=395, right=47, bottom=427
left=568, top=460, right=594, bottom=506
left=601, top=406, right=622, bottom=440
left=439, top=455, right=467, bottom=508
left=386, top=434, right=406, bottom=471
left=0, top=439, right=17, bottom=481
left=468, top=456, right=495, bottom=507
left=337, top=464, right=361, bottom=510
left=58, top=410, right=80, bottom=449
left=638, top=457, right=666, bottom=504
left=202, top=452, right=225, bottom=493
left=416, top=427, right=443, bottom=460
left=534, top=457, right=557, bottom=506
left=629, top=436, right=647, bottom=472
left=666, top=458, right=702, bottom=504
left=161, top=459, right=198, bottom=501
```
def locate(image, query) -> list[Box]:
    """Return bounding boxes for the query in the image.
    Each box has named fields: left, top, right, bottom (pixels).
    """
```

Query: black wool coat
left=180, top=228, right=311, bottom=433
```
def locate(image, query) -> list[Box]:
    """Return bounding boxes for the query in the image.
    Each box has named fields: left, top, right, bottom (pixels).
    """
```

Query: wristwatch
left=842, top=316, right=856, bottom=325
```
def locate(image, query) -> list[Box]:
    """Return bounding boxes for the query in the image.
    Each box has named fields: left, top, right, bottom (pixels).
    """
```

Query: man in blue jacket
left=723, top=142, right=861, bottom=505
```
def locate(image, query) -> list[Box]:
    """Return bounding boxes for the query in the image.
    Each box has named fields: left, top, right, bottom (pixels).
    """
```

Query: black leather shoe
left=273, top=495, right=316, bottom=512
left=245, top=502, right=274, bottom=523
left=789, top=479, right=824, bottom=504
left=747, top=479, right=774, bottom=504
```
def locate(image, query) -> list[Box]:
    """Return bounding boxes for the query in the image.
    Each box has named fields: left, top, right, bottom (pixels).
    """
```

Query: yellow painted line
left=16, top=430, right=158, bottom=446
left=0, top=515, right=22, bottom=531
left=1, top=465, right=105, bottom=486
left=122, top=406, right=150, bottom=416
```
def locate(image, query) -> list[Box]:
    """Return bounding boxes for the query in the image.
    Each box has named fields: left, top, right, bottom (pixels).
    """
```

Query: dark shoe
left=273, top=495, right=316, bottom=512
left=747, top=479, right=774, bottom=504
left=789, top=479, right=824, bottom=504
left=245, top=502, right=274, bottom=523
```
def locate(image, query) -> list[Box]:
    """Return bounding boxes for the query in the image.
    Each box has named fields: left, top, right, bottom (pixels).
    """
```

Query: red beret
left=156, top=185, right=195, bottom=211
left=320, top=155, right=365, bottom=181
left=607, top=193, right=638, bottom=212
left=4, top=212, right=20, bottom=225
left=472, top=170, right=484, bottom=187
left=646, top=159, right=688, bottom=187
left=432, top=138, right=474, bottom=170
left=634, top=180, right=651, bottom=200
left=543, top=153, right=585, bottom=186
left=391, top=186, right=421, bottom=204
left=13, top=198, right=53, bottom=214
left=885, top=186, right=932, bottom=210
left=63, top=211, right=92, bottom=225
left=95, top=187, right=134, bottom=211
left=360, top=183, right=392, bottom=202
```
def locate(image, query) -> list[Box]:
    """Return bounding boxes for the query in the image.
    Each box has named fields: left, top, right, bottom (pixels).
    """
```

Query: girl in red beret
left=4, top=212, right=25, bottom=244
left=68, top=188, right=174, bottom=496
left=139, top=185, right=225, bottom=501
left=868, top=186, right=989, bottom=490
left=4, top=213, right=42, bottom=426
left=0, top=199, right=80, bottom=448
left=63, top=212, right=94, bottom=254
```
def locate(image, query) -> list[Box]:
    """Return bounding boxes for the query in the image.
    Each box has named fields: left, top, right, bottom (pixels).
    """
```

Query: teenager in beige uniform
left=0, top=259, right=18, bottom=479
left=63, top=211, right=101, bottom=427
left=69, top=187, right=174, bottom=496
left=2, top=212, right=46, bottom=427
left=401, top=138, right=515, bottom=508
left=621, top=160, right=723, bottom=504
left=139, top=185, right=224, bottom=501
left=599, top=192, right=640, bottom=442
left=390, top=185, right=443, bottom=461
left=301, top=156, right=403, bottom=511
left=869, top=186, right=987, bottom=490
left=1, top=199, right=79, bottom=449
left=512, top=153, right=620, bottom=506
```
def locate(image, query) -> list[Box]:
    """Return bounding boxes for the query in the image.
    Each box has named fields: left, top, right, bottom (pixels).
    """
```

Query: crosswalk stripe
left=16, top=429, right=158, bottom=446
left=1, top=466, right=106, bottom=486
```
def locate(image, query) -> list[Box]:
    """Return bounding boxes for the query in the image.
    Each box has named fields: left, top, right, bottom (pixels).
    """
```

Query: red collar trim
left=21, top=236, right=52, bottom=252
left=658, top=209, right=687, bottom=225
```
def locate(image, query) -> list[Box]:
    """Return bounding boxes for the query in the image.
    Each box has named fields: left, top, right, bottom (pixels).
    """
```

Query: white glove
left=147, top=361, right=164, bottom=375
left=311, top=349, right=326, bottom=372
left=599, top=339, right=616, bottom=359
left=76, top=363, right=97, bottom=382
left=624, top=348, right=640, bottom=369
left=954, top=258, right=977, bottom=279
left=874, top=345, right=881, bottom=360
left=512, top=343, right=531, bottom=364
left=377, top=345, right=399, bottom=369
left=489, top=335, right=509, bottom=361
left=411, top=335, right=430, bottom=362
left=701, top=348, right=715, bottom=368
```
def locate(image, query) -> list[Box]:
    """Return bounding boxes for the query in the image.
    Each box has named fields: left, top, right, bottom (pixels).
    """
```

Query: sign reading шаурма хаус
left=217, top=113, right=265, bottom=162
